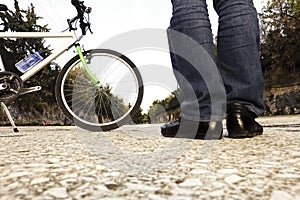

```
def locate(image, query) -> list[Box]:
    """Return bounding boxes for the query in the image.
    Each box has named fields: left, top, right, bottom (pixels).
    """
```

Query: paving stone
left=43, top=187, right=69, bottom=199
left=31, top=177, right=50, bottom=185
left=15, top=188, right=30, bottom=196
left=209, top=189, right=225, bottom=197
left=31, top=195, right=54, bottom=200
left=178, top=178, right=203, bottom=187
left=148, top=193, right=166, bottom=200
left=224, top=174, right=245, bottom=185
left=269, top=190, right=294, bottom=200
left=217, top=168, right=239, bottom=174
left=211, top=181, right=226, bottom=189
left=7, top=171, right=33, bottom=179
left=189, top=169, right=210, bottom=175
left=130, top=184, right=160, bottom=193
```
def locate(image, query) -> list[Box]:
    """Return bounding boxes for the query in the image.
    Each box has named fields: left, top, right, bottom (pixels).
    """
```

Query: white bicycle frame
left=0, top=31, right=78, bottom=81
left=0, top=2, right=105, bottom=132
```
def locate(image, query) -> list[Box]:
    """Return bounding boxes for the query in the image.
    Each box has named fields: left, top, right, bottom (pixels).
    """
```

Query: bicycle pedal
left=20, top=86, right=42, bottom=95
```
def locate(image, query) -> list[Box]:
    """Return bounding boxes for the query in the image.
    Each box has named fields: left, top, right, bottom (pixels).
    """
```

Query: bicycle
left=0, top=0, right=144, bottom=132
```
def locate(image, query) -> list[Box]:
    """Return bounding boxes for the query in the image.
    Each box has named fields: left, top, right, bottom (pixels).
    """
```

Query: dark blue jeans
left=168, top=0, right=265, bottom=121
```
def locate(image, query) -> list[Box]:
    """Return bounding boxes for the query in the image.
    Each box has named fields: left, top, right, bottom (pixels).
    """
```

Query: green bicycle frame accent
left=76, top=45, right=100, bottom=86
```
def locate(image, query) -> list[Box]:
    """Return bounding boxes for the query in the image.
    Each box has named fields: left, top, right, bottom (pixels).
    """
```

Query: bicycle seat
left=0, top=4, right=8, bottom=11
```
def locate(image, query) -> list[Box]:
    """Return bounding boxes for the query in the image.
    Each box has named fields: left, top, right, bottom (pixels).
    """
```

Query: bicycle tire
left=55, top=49, right=143, bottom=131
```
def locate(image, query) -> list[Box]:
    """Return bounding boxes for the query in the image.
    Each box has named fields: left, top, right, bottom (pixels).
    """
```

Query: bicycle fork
left=75, top=44, right=100, bottom=87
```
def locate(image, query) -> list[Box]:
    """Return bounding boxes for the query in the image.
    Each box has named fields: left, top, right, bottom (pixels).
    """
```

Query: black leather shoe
left=226, top=103, right=263, bottom=138
left=161, top=118, right=223, bottom=140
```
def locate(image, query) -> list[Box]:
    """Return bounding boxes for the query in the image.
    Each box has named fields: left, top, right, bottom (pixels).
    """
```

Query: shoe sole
left=161, top=129, right=223, bottom=140
left=228, top=131, right=263, bottom=138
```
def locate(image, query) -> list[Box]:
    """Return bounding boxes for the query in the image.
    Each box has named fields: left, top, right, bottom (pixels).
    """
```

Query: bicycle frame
left=0, top=1, right=131, bottom=132
left=0, top=30, right=99, bottom=84
left=0, top=27, right=143, bottom=133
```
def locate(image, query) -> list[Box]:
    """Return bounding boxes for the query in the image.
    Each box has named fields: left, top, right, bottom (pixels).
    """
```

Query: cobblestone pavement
left=0, top=115, right=299, bottom=200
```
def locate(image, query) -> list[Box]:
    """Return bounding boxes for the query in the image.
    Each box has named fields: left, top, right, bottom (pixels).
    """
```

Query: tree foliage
left=0, top=0, right=50, bottom=70
left=260, top=0, right=300, bottom=85
left=148, top=89, right=182, bottom=122
left=131, top=106, right=147, bottom=124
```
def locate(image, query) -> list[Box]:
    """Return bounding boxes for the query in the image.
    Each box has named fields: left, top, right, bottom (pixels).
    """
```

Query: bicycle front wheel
left=56, top=49, right=143, bottom=131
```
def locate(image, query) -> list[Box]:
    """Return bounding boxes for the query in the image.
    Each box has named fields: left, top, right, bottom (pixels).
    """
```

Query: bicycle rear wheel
left=56, top=49, right=143, bottom=131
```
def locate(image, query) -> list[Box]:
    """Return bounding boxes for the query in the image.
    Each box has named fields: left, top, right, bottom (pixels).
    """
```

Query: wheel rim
left=60, top=52, right=142, bottom=129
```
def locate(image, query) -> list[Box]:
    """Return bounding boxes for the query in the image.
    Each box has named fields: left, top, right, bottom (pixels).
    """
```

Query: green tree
left=131, top=106, right=144, bottom=124
left=148, top=100, right=165, bottom=122
left=260, top=0, right=300, bottom=85
left=0, top=0, right=50, bottom=72
left=147, top=89, right=182, bottom=123
left=94, top=85, right=128, bottom=123
left=0, top=0, right=60, bottom=113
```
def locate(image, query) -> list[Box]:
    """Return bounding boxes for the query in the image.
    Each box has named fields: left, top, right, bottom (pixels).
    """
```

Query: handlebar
left=68, top=0, right=92, bottom=35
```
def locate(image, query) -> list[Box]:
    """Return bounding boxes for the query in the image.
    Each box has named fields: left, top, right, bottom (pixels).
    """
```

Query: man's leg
left=214, top=0, right=265, bottom=137
left=214, top=0, right=265, bottom=114
left=161, top=0, right=225, bottom=139
left=167, top=0, right=224, bottom=122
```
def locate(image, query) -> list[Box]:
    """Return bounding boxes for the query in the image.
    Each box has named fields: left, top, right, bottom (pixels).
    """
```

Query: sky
left=1, top=0, right=264, bottom=113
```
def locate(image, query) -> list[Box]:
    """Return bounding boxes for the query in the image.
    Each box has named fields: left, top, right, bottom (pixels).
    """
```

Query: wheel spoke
left=55, top=49, right=143, bottom=131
